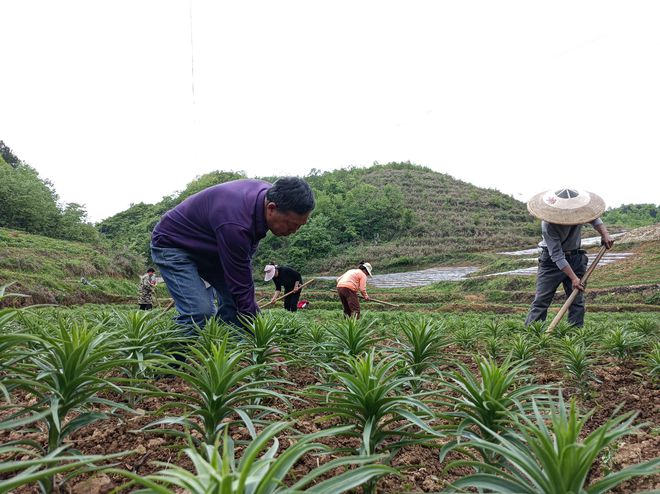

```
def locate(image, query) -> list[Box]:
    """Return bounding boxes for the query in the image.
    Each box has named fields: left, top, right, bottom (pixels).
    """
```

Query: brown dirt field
left=2, top=350, right=658, bottom=494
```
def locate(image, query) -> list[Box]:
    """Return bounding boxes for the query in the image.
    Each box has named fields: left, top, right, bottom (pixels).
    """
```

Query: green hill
left=98, top=162, right=540, bottom=273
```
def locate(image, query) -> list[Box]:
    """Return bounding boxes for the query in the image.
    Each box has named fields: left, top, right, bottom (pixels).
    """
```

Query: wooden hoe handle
left=259, top=278, right=316, bottom=309
left=547, top=245, right=608, bottom=333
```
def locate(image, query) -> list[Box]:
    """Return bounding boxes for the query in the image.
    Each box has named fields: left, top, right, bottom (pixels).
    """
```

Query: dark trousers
left=283, top=290, right=301, bottom=312
left=525, top=250, right=588, bottom=327
left=337, top=287, right=361, bottom=319
left=139, top=304, right=153, bottom=310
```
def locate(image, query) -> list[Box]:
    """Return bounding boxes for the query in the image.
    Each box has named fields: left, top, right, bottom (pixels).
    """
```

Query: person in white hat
left=264, top=263, right=303, bottom=312
left=525, top=188, right=614, bottom=328
left=336, top=261, right=372, bottom=319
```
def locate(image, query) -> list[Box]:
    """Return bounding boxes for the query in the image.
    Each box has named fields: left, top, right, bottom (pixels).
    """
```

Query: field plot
left=0, top=306, right=658, bottom=493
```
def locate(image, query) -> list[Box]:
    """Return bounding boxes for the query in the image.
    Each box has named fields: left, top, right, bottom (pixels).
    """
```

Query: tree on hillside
left=0, top=161, right=61, bottom=235
left=58, top=203, right=101, bottom=243
left=177, top=171, right=246, bottom=201
left=343, top=183, right=412, bottom=241
left=602, top=204, right=658, bottom=228
left=0, top=140, right=20, bottom=168
left=0, top=145, right=101, bottom=244
left=283, top=214, right=334, bottom=269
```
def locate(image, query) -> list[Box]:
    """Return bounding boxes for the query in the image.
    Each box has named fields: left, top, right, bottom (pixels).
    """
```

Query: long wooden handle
left=547, top=245, right=608, bottom=332
left=260, top=278, right=316, bottom=309
left=358, top=295, right=400, bottom=307
left=331, top=290, right=400, bottom=307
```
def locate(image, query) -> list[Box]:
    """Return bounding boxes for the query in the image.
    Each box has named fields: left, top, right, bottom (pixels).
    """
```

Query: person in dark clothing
left=151, top=177, right=315, bottom=333
left=525, top=188, right=614, bottom=328
left=264, top=264, right=302, bottom=312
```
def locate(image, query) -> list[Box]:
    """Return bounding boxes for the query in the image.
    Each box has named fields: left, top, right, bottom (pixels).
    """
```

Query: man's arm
left=560, top=265, right=584, bottom=291
left=215, top=225, right=259, bottom=315
left=592, top=219, right=615, bottom=249
left=359, top=273, right=369, bottom=300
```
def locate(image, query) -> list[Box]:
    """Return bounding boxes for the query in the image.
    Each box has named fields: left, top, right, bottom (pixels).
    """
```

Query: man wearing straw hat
left=525, top=188, right=614, bottom=328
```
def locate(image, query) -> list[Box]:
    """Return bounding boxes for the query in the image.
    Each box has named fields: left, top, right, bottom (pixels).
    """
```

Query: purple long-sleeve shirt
left=152, top=179, right=271, bottom=315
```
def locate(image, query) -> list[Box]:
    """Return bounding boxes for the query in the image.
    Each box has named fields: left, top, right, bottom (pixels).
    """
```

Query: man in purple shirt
left=151, top=177, right=314, bottom=331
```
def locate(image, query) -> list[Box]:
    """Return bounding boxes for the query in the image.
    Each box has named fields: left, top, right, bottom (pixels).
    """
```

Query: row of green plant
left=0, top=302, right=658, bottom=493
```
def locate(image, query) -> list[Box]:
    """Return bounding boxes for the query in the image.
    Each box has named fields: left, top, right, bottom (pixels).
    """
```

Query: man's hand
left=595, top=223, right=614, bottom=249
left=562, top=265, right=584, bottom=291
left=571, top=277, right=585, bottom=291
left=601, top=233, right=615, bottom=249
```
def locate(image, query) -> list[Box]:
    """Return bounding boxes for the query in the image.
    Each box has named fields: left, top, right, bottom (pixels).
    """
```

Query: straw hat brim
left=527, top=189, right=605, bottom=225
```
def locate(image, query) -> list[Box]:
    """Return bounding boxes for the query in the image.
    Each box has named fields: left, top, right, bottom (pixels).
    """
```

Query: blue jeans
left=150, top=244, right=242, bottom=333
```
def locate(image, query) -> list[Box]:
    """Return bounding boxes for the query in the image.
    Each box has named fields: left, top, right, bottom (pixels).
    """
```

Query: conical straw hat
left=527, top=188, right=605, bottom=225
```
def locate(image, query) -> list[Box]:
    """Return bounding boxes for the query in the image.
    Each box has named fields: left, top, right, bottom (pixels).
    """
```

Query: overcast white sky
left=1, top=1, right=659, bottom=223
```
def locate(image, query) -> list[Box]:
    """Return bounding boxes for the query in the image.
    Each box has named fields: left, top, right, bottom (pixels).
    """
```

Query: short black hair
left=266, top=177, right=315, bottom=215
left=147, top=268, right=155, bottom=273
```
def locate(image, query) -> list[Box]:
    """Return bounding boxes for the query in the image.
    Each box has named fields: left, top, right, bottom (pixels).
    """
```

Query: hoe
left=547, top=244, right=607, bottom=332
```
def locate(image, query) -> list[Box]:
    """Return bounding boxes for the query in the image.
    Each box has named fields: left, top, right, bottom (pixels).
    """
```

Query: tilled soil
left=1, top=353, right=658, bottom=493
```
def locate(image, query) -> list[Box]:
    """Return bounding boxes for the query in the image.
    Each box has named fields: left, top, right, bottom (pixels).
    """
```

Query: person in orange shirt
left=336, top=261, right=373, bottom=319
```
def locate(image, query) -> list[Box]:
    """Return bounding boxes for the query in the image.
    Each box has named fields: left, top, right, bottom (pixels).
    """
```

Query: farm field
left=1, top=207, right=658, bottom=493
left=0, top=304, right=658, bottom=493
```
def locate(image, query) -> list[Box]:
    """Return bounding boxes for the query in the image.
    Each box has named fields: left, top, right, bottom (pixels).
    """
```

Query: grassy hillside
left=0, top=228, right=163, bottom=306
left=297, top=163, right=539, bottom=272
left=2, top=226, right=658, bottom=312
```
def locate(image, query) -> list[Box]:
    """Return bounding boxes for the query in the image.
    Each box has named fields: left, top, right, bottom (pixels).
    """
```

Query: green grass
left=0, top=227, right=147, bottom=305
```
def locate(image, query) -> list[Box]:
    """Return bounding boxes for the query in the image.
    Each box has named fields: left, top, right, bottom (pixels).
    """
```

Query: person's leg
left=338, top=288, right=351, bottom=317
left=346, top=291, right=361, bottom=319
left=150, top=244, right=215, bottom=335
left=285, top=291, right=301, bottom=312
left=525, top=256, right=565, bottom=326
left=200, top=272, right=242, bottom=328
left=139, top=304, right=148, bottom=310
left=565, top=253, right=589, bottom=327
left=205, top=285, right=218, bottom=317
